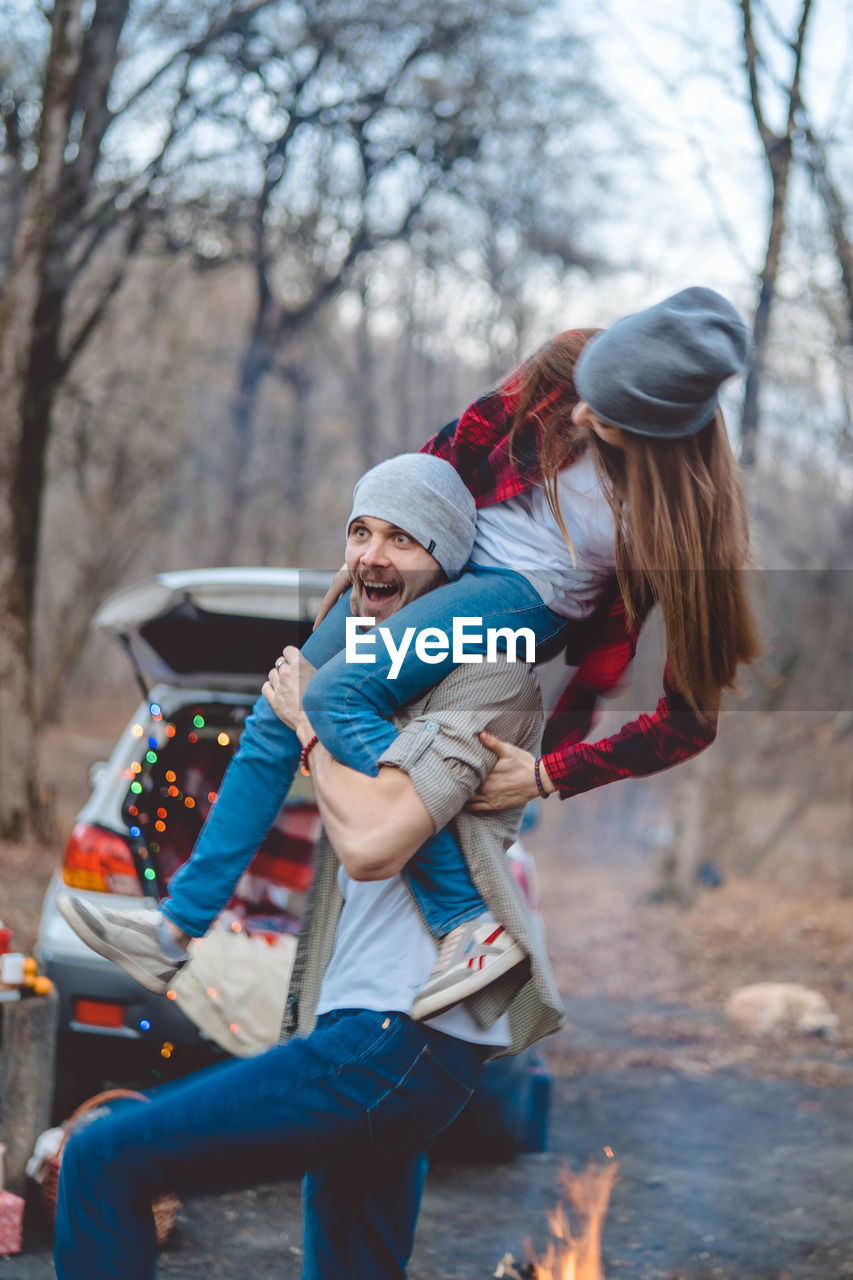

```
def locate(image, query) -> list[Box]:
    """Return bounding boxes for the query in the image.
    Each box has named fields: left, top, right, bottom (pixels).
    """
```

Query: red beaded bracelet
left=300, top=735, right=320, bottom=776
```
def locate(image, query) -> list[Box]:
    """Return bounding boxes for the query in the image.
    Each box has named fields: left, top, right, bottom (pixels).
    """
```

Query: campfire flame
left=524, top=1156, right=619, bottom=1280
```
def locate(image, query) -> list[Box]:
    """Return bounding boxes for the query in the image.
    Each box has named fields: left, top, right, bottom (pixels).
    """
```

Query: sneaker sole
left=410, top=941, right=526, bottom=1022
left=56, top=895, right=172, bottom=997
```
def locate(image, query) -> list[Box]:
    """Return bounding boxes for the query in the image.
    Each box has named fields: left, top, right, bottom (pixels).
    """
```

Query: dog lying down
left=725, top=982, right=839, bottom=1038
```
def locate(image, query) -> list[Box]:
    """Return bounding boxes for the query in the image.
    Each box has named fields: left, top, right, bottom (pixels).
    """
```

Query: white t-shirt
left=471, top=452, right=615, bottom=619
left=316, top=866, right=511, bottom=1048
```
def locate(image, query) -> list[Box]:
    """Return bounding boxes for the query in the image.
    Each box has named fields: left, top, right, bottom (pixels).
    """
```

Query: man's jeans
left=162, top=567, right=566, bottom=939
left=55, top=1011, right=486, bottom=1280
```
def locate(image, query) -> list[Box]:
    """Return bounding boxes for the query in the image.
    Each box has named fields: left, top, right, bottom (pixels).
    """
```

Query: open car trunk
left=95, top=568, right=333, bottom=929
left=121, top=698, right=319, bottom=933
left=94, top=567, right=334, bottom=692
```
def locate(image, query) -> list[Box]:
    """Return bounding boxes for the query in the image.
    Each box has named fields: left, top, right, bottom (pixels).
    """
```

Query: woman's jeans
left=162, top=566, right=566, bottom=939
left=54, top=1010, right=486, bottom=1280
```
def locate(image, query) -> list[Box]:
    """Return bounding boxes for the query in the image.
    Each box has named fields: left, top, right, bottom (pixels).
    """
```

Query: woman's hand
left=313, top=565, right=351, bottom=630
left=467, top=730, right=555, bottom=810
left=262, top=647, right=317, bottom=740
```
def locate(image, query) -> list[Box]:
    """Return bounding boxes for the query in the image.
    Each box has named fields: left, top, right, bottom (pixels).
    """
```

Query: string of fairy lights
left=119, top=700, right=245, bottom=1068
left=123, top=702, right=235, bottom=876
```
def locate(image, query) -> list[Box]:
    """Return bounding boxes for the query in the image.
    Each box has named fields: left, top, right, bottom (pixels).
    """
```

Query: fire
left=496, top=1156, right=619, bottom=1280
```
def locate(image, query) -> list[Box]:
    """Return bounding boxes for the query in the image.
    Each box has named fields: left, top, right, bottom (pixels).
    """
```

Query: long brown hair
left=506, top=331, right=762, bottom=714
left=506, top=328, right=600, bottom=561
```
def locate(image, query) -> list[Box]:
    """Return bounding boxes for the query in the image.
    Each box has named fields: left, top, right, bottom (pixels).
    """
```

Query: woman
left=288, top=285, right=762, bottom=1016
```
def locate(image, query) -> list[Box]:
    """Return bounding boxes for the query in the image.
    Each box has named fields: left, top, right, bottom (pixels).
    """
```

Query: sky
left=562, top=0, right=853, bottom=324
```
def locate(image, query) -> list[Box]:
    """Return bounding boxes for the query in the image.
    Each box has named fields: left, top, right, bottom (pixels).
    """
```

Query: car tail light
left=73, top=998, right=126, bottom=1029
left=62, top=823, right=143, bottom=895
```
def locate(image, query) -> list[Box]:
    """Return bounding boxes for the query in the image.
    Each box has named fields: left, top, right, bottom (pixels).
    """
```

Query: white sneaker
left=57, top=894, right=187, bottom=996
left=410, top=913, right=525, bottom=1022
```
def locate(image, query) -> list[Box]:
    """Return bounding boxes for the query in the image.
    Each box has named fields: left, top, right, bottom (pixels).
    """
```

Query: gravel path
left=8, top=995, right=853, bottom=1279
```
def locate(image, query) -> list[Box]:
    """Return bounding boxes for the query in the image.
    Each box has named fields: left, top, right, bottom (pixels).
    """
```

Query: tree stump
left=0, top=991, right=59, bottom=1194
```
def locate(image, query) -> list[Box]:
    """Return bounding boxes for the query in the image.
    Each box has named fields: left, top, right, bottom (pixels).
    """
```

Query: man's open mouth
left=361, top=580, right=400, bottom=606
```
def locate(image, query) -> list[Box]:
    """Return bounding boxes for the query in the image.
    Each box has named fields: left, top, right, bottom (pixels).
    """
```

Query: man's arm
left=265, top=651, right=438, bottom=879
left=295, top=726, right=436, bottom=880
left=264, top=647, right=542, bottom=876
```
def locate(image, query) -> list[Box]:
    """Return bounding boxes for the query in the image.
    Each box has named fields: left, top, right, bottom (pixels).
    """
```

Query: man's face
left=346, top=515, right=444, bottom=624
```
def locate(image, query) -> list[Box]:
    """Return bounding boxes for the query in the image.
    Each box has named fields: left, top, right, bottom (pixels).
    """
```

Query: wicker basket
left=42, top=1089, right=179, bottom=1246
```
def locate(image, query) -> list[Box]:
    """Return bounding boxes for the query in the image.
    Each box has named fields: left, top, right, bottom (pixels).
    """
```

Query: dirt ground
left=1, top=693, right=852, bottom=1277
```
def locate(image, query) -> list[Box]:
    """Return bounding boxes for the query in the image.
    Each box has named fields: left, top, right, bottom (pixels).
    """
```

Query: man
left=58, top=454, right=527, bottom=1014
left=56, top=456, right=564, bottom=1280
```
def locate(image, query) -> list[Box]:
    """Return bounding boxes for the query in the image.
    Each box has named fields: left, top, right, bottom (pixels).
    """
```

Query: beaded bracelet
left=300, top=735, right=320, bottom=777
left=534, top=756, right=552, bottom=799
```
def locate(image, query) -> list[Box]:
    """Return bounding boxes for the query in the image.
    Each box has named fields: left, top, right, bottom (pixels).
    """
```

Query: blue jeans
left=54, top=1011, right=485, bottom=1280
left=163, top=567, right=566, bottom=938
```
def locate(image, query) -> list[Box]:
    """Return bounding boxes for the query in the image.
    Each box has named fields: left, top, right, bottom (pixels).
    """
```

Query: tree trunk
left=215, top=311, right=276, bottom=563
left=0, top=0, right=86, bottom=837
left=276, top=366, right=313, bottom=564
left=740, top=154, right=792, bottom=467
left=353, top=277, right=382, bottom=472
left=737, top=0, right=814, bottom=467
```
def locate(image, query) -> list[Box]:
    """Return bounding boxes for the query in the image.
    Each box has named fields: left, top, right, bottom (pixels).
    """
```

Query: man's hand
left=467, top=730, right=555, bottom=810
left=262, top=647, right=317, bottom=742
left=312, top=565, right=351, bottom=630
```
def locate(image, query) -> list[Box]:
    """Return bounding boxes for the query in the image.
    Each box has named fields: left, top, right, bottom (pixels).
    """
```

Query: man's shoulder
left=413, top=654, right=537, bottom=709
left=395, top=656, right=542, bottom=754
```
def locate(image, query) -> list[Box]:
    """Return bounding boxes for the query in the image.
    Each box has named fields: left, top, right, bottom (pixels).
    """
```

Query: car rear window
left=122, top=702, right=319, bottom=933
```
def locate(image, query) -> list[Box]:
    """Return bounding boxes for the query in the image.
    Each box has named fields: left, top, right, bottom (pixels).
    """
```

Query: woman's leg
left=303, top=568, right=567, bottom=935
left=161, top=594, right=352, bottom=936
left=163, top=598, right=478, bottom=939
left=305, top=567, right=565, bottom=766
left=55, top=1011, right=482, bottom=1280
left=166, top=568, right=565, bottom=942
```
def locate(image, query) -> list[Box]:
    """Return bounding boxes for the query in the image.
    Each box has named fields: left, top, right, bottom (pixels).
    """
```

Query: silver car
left=37, top=567, right=551, bottom=1155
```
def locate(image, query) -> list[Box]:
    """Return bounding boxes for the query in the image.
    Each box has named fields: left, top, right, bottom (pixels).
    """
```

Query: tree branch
left=739, top=0, right=776, bottom=157
left=114, top=0, right=275, bottom=119
left=799, top=115, right=853, bottom=345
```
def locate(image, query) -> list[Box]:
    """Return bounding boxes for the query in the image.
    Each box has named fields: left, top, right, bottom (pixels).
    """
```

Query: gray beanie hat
left=346, top=453, right=476, bottom=580
left=574, top=286, right=750, bottom=438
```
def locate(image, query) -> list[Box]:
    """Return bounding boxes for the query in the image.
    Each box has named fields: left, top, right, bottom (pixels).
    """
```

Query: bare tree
left=0, top=0, right=275, bottom=834
left=202, top=1, right=530, bottom=557
left=737, top=0, right=815, bottom=466
left=0, top=0, right=89, bottom=836
left=1, top=0, right=618, bottom=832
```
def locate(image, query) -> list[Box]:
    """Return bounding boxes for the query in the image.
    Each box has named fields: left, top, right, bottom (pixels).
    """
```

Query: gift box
left=0, top=1144, right=24, bottom=1255
left=0, top=1189, right=24, bottom=1256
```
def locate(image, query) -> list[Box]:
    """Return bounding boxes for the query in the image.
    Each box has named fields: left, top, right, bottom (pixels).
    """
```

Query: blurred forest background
left=0, top=0, right=851, bottom=899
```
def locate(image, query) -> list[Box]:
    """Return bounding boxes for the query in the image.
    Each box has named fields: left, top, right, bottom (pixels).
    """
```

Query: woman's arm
left=469, top=591, right=718, bottom=808
left=466, top=732, right=554, bottom=810
left=471, top=666, right=719, bottom=809
left=541, top=666, right=719, bottom=798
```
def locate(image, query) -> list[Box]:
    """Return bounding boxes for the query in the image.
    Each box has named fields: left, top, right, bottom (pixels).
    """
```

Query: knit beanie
left=346, top=453, right=476, bottom=580
left=574, top=286, right=750, bottom=438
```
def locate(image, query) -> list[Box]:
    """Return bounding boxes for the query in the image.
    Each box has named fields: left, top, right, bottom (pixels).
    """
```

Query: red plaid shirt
left=421, top=378, right=717, bottom=798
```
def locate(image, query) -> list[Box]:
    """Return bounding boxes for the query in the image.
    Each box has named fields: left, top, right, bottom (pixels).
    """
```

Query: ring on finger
left=275, top=656, right=286, bottom=670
